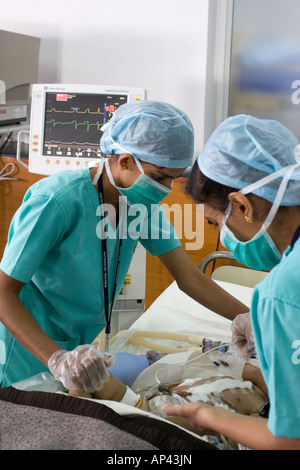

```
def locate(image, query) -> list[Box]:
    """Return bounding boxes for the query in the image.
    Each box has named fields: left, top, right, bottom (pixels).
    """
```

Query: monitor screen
left=29, top=84, right=146, bottom=175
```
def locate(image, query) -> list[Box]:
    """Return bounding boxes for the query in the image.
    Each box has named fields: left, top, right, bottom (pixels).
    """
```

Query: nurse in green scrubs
left=0, top=101, right=247, bottom=392
left=163, top=114, right=300, bottom=450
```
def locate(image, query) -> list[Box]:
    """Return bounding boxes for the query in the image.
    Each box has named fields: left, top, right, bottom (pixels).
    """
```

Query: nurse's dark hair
left=185, top=160, right=237, bottom=212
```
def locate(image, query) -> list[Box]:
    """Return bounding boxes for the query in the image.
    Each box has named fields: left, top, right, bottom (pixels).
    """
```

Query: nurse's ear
left=228, top=192, right=254, bottom=224
left=114, top=153, right=141, bottom=187
left=117, top=154, right=141, bottom=171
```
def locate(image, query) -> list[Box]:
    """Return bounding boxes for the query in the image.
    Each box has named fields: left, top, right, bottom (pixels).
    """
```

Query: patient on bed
left=69, top=350, right=268, bottom=448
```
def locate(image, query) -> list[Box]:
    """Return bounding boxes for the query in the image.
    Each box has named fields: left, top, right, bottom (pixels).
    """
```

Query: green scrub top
left=0, top=169, right=180, bottom=387
left=251, top=236, right=300, bottom=438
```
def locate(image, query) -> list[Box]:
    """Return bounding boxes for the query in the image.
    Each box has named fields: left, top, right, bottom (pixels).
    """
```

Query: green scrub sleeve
left=138, top=204, right=181, bottom=256
left=0, top=195, right=67, bottom=283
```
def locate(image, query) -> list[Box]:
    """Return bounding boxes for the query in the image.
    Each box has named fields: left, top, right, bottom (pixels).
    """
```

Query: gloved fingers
left=232, top=314, right=251, bottom=336
left=70, top=346, right=112, bottom=392
left=58, top=350, right=92, bottom=391
left=104, top=353, right=116, bottom=367
left=232, top=335, right=256, bottom=359
left=62, top=372, right=84, bottom=392
left=80, top=352, right=110, bottom=391
left=81, top=346, right=114, bottom=376
left=48, top=345, right=115, bottom=393
left=231, top=312, right=256, bottom=359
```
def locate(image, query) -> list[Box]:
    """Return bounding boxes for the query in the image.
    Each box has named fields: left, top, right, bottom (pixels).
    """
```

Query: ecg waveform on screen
left=46, top=119, right=104, bottom=132
left=43, top=92, right=127, bottom=157
left=45, top=104, right=118, bottom=135
left=46, top=104, right=117, bottom=115
left=46, top=139, right=100, bottom=146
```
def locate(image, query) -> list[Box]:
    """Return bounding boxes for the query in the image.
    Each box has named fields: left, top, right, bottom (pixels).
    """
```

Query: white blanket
left=110, top=279, right=253, bottom=355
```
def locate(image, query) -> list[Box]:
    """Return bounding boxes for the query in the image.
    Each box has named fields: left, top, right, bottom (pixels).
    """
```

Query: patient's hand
left=69, top=372, right=127, bottom=402
left=69, top=390, right=93, bottom=398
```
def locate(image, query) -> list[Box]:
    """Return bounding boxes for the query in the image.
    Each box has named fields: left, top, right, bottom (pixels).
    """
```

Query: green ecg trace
left=46, top=119, right=103, bottom=131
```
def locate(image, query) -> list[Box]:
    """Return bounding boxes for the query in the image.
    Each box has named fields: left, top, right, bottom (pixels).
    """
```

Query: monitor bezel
left=28, top=84, right=146, bottom=175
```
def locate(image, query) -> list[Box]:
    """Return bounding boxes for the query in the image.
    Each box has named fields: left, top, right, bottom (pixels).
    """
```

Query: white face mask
left=220, top=159, right=300, bottom=270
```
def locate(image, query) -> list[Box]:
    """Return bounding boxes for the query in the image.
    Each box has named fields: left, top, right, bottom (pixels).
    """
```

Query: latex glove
left=231, top=312, right=256, bottom=359
left=48, top=345, right=115, bottom=393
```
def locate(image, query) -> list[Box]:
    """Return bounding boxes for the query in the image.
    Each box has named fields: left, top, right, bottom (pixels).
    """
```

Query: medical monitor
left=28, top=84, right=146, bottom=175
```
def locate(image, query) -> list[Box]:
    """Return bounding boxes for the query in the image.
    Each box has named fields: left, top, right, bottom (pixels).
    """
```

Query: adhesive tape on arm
left=120, top=387, right=140, bottom=407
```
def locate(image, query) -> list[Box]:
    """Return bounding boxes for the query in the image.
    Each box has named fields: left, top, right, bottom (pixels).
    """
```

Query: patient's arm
left=69, top=362, right=268, bottom=449
left=69, top=372, right=127, bottom=402
left=242, top=362, right=268, bottom=396
left=69, top=363, right=267, bottom=417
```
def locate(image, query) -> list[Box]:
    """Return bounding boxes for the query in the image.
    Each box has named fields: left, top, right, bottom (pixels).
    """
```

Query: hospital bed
left=0, top=257, right=259, bottom=451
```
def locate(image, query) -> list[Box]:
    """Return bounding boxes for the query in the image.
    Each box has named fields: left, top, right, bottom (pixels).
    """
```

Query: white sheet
left=12, top=280, right=254, bottom=449
left=109, top=279, right=254, bottom=396
left=110, top=279, right=253, bottom=355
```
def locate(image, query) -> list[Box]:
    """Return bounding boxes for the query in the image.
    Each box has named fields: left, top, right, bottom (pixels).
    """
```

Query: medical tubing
left=132, top=330, right=204, bottom=344
left=110, top=330, right=205, bottom=354
left=0, top=162, right=18, bottom=181
left=154, top=343, right=231, bottom=386
left=128, top=337, right=198, bottom=354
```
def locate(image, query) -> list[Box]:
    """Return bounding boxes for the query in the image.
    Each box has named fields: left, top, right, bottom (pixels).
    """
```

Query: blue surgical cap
left=100, top=100, right=194, bottom=168
left=198, top=115, right=300, bottom=206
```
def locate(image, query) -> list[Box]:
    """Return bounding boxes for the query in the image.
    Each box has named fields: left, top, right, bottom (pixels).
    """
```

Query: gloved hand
left=48, top=345, right=115, bottom=393
left=231, top=312, right=256, bottom=359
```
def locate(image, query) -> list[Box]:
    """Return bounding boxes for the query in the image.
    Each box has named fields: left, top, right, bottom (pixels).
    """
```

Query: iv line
left=0, top=162, right=18, bottom=181
left=154, top=343, right=231, bottom=386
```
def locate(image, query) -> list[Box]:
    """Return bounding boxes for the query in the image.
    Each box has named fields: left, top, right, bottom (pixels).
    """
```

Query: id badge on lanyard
left=97, top=173, right=123, bottom=352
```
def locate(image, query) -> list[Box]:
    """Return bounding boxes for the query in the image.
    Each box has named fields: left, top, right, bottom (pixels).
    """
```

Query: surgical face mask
left=220, top=204, right=282, bottom=270
left=100, top=124, right=172, bottom=206
left=105, top=157, right=171, bottom=206
left=220, top=162, right=299, bottom=271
